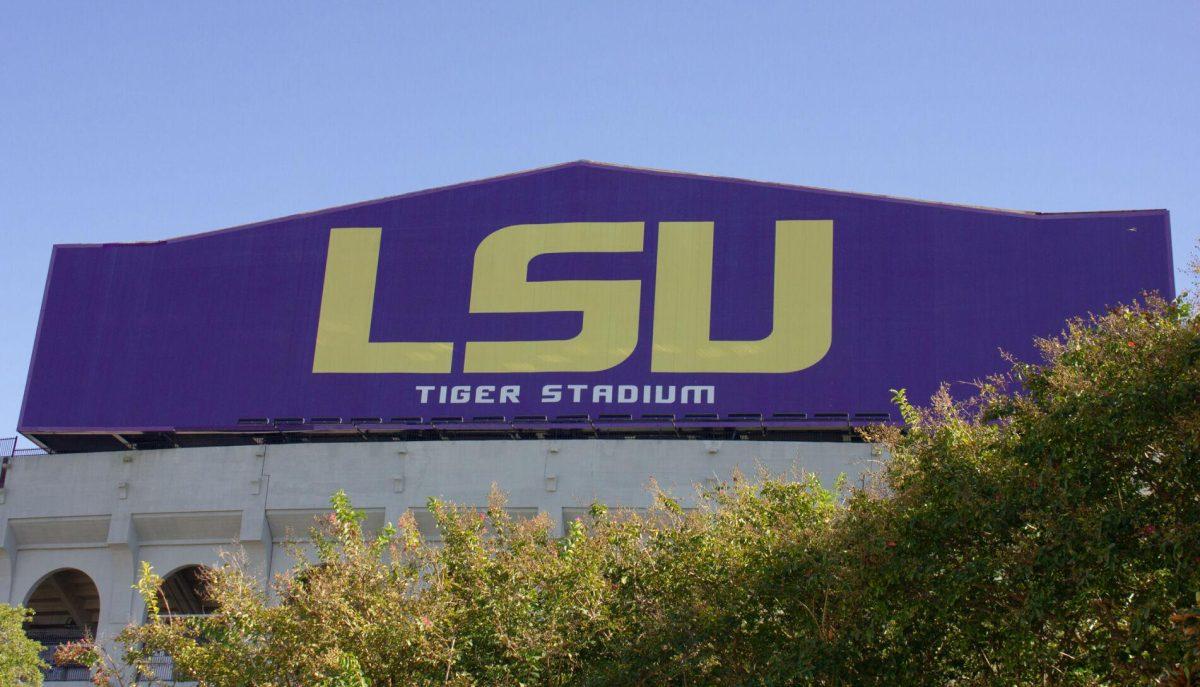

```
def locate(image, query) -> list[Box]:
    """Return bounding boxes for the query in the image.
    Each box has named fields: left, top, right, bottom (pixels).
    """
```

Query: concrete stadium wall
left=0, top=438, right=880, bottom=684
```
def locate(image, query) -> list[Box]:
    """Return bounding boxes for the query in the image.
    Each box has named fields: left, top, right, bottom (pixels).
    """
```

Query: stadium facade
left=0, top=161, right=1175, bottom=682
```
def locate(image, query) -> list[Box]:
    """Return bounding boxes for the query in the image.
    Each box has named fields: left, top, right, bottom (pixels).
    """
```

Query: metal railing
left=1, top=436, right=49, bottom=489
left=1, top=436, right=47, bottom=457
left=140, top=651, right=176, bottom=681
left=0, top=439, right=10, bottom=490
left=25, top=627, right=93, bottom=682
left=135, top=614, right=213, bottom=683
left=25, top=624, right=199, bottom=682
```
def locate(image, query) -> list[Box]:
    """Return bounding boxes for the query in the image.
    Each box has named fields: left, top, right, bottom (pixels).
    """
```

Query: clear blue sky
left=2, top=2, right=1197, bottom=443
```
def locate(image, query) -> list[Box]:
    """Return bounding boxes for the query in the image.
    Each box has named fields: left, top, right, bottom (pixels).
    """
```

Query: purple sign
left=19, top=162, right=1174, bottom=449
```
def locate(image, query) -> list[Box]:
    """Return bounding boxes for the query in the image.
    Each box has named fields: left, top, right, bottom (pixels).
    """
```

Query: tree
left=844, top=293, right=1200, bottom=685
left=0, top=603, right=47, bottom=687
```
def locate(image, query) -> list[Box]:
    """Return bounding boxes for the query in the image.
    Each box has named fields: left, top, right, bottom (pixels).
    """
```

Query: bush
left=847, top=294, right=1200, bottom=685
left=84, top=294, right=1198, bottom=686
left=0, top=603, right=46, bottom=686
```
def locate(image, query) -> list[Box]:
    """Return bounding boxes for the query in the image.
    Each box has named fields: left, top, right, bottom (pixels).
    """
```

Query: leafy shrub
left=0, top=603, right=46, bottom=686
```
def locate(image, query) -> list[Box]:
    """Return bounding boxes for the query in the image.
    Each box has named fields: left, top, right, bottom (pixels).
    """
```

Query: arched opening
left=156, top=565, right=218, bottom=617
left=141, top=565, right=216, bottom=682
left=23, top=568, right=101, bottom=682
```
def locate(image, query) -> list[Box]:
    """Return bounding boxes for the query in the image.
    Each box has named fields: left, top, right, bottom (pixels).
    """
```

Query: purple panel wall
left=18, top=162, right=1174, bottom=442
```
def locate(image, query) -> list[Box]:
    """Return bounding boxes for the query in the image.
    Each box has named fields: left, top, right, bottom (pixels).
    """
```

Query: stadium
left=0, top=161, right=1175, bottom=682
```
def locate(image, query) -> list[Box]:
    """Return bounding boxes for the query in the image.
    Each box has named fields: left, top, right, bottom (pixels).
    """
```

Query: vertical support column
left=241, top=445, right=273, bottom=591
left=383, top=445, right=408, bottom=556
left=97, top=448, right=139, bottom=680
left=239, top=507, right=273, bottom=589
left=0, top=518, right=16, bottom=604
left=542, top=441, right=566, bottom=538
left=103, top=510, right=139, bottom=679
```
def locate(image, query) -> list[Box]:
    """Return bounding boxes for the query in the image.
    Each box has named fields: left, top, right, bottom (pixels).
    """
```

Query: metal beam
left=111, top=433, right=136, bottom=450
left=170, top=573, right=203, bottom=615
left=46, top=572, right=89, bottom=629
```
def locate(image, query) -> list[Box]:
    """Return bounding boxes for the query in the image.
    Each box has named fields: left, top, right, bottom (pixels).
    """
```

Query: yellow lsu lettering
left=313, top=228, right=454, bottom=373
left=312, top=220, right=832, bottom=374
left=652, top=221, right=832, bottom=373
left=464, top=222, right=644, bottom=372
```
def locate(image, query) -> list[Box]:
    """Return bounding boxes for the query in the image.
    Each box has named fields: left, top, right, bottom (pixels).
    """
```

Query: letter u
left=650, top=220, right=832, bottom=373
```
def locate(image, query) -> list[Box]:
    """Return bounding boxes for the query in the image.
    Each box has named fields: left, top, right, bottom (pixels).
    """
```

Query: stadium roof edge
left=51, top=159, right=1169, bottom=248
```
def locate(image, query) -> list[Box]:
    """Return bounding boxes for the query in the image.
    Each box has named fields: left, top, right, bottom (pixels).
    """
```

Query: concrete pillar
left=0, top=518, right=16, bottom=604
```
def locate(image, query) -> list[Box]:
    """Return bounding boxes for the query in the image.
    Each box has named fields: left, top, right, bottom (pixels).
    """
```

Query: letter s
left=464, top=222, right=644, bottom=372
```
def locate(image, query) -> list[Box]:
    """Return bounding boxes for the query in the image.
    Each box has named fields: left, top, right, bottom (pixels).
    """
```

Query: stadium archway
left=140, top=564, right=217, bottom=681
left=23, top=568, right=100, bottom=682
left=155, top=564, right=218, bottom=617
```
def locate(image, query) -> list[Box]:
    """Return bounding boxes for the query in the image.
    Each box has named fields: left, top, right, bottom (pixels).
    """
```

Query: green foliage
left=848, top=294, right=1200, bottom=685
left=0, top=603, right=46, bottom=686
left=99, top=295, right=1198, bottom=686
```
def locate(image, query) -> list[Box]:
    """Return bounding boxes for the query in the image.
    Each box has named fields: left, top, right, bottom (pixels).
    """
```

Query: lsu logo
left=313, top=221, right=832, bottom=374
